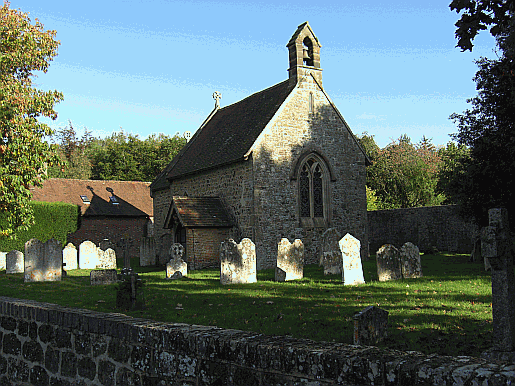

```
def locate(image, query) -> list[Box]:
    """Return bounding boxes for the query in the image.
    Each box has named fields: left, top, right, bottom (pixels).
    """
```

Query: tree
left=0, top=1, right=63, bottom=237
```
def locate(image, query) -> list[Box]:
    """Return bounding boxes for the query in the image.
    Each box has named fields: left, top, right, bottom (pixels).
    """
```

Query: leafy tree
left=0, top=1, right=63, bottom=237
left=436, top=141, right=471, bottom=204
left=47, top=120, right=93, bottom=179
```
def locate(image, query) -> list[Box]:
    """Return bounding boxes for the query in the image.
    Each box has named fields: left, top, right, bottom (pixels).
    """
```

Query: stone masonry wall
left=152, top=188, right=173, bottom=250
left=186, top=228, right=231, bottom=270
left=1, top=296, right=515, bottom=385
left=368, top=205, right=477, bottom=255
left=252, top=78, right=368, bottom=268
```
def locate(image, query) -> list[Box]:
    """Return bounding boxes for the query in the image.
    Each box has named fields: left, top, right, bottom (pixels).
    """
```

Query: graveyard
left=0, top=251, right=492, bottom=358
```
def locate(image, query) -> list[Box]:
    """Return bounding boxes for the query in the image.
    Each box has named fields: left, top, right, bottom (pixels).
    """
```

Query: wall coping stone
left=1, top=296, right=515, bottom=385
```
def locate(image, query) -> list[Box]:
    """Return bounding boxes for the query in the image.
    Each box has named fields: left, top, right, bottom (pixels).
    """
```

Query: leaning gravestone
left=339, top=233, right=365, bottom=285
left=399, top=242, right=423, bottom=278
left=24, top=238, right=62, bottom=282
left=62, top=243, right=78, bottom=270
left=0, top=252, right=6, bottom=270
left=275, top=238, right=304, bottom=282
left=376, top=244, right=402, bottom=282
left=321, top=228, right=342, bottom=275
left=79, top=240, right=100, bottom=269
left=220, top=238, right=256, bottom=285
left=353, top=306, right=389, bottom=345
left=90, top=269, right=118, bottom=285
left=6, top=250, right=24, bottom=274
left=140, top=237, right=156, bottom=266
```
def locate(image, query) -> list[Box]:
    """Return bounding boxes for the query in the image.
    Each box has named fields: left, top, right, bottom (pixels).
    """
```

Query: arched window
left=308, top=92, right=314, bottom=113
left=297, top=153, right=331, bottom=227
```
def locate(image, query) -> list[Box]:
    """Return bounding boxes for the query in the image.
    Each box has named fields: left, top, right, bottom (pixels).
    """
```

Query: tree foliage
left=358, top=134, right=445, bottom=210
left=0, top=1, right=63, bottom=237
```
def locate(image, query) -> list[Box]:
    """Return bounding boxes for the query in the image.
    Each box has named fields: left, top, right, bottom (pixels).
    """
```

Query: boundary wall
left=368, top=205, right=477, bottom=255
left=1, top=296, right=515, bottom=385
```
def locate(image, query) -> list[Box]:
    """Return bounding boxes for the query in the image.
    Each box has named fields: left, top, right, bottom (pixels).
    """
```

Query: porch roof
left=164, top=196, right=233, bottom=229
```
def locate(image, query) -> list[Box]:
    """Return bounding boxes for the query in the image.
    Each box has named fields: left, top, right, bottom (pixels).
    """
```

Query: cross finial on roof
left=213, top=91, right=222, bottom=109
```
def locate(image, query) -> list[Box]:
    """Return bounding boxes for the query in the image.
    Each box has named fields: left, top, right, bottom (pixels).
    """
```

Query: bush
left=0, top=201, right=79, bottom=252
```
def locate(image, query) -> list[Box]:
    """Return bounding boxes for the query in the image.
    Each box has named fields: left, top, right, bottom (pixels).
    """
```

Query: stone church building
left=151, top=22, right=369, bottom=270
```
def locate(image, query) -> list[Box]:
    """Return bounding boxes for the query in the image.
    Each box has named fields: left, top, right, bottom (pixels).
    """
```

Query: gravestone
left=166, top=258, right=187, bottom=279
left=24, top=238, right=62, bottom=282
left=220, top=238, right=257, bottom=285
left=98, top=248, right=117, bottom=269
left=62, top=243, right=78, bottom=270
left=339, top=233, right=365, bottom=285
left=399, top=242, right=423, bottom=278
left=353, top=306, right=389, bottom=345
left=321, top=228, right=342, bottom=275
left=139, top=237, right=156, bottom=266
left=376, top=244, right=402, bottom=282
left=99, top=239, right=113, bottom=251
left=6, top=250, right=24, bottom=274
left=0, top=252, right=6, bottom=270
left=158, top=234, right=173, bottom=265
left=90, top=269, right=118, bottom=285
left=79, top=240, right=100, bottom=269
left=169, top=243, right=185, bottom=260
left=275, top=238, right=304, bottom=282
left=480, top=208, right=515, bottom=362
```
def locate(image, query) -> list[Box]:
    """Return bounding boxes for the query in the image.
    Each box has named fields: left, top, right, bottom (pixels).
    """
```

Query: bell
left=303, top=48, right=311, bottom=60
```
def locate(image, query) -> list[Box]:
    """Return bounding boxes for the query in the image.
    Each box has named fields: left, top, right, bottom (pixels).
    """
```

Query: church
left=150, top=22, right=369, bottom=270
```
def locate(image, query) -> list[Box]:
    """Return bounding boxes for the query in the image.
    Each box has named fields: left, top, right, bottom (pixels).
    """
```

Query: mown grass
left=0, top=252, right=493, bottom=357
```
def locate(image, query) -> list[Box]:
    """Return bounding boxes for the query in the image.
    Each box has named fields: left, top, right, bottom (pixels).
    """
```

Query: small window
left=80, top=195, right=90, bottom=204
left=309, top=92, right=314, bottom=113
left=109, top=196, right=119, bottom=205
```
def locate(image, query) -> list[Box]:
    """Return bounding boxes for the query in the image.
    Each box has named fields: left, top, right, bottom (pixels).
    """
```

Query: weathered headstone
left=0, top=251, right=6, bottom=270
left=169, top=243, right=185, bottom=260
left=339, top=233, right=365, bottom=285
left=220, top=238, right=257, bottom=285
left=24, top=238, right=62, bottom=282
left=166, top=257, right=187, bottom=279
left=353, top=306, right=389, bottom=345
left=90, top=269, right=118, bottom=285
left=98, top=248, right=117, bottom=269
left=158, top=233, right=173, bottom=265
left=399, top=242, right=423, bottom=278
left=6, top=250, right=24, bottom=274
left=275, top=238, right=304, bottom=282
left=139, top=237, right=157, bottom=266
left=321, top=228, right=342, bottom=275
left=79, top=240, right=100, bottom=269
left=480, top=208, right=515, bottom=361
left=376, top=244, right=402, bottom=282
left=62, top=243, right=78, bottom=270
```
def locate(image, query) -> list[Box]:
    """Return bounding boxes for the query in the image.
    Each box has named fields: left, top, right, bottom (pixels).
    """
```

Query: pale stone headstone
left=376, top=244, right=402, bottom=282
left=98, top=248, right=117, bottom=269
left=166, top=257, right=187, bottom=279
left=353, top=306, right=389, bottom=345
left=339, top=233, right=365, bottom=285
left=275, top=238, right=304, bottom=282
left=0, top=252, right=6, bottom=270
left=321, top=228, right=342, bottom=275
left=158, top=234, right=173, bottom=265
left=90, top=269, right=118, bottom=285
left=6, top=250, right=24, bottom=274
left=24, top=238, right=62, bottom=282
left=79, top=240, right=100, bottom=269
left=62, top=243, right=78, bottom=270
left=220, top=238, right=256, bottom=285
left=139, top=237, right=156, bottom=266
left=169, top=243, right=185, bottom=260
left=399, top=242, right=423, bottom=278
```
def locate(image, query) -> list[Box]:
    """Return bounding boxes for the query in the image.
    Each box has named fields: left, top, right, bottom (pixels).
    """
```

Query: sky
left=12, top=0, right=499, bottom=148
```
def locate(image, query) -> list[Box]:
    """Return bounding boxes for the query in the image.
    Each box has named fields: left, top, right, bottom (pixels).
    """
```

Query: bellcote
left=287, top=22, right=322, bottom=87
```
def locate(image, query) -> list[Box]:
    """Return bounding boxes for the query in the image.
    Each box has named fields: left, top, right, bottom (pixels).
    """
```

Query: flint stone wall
left=1, top=296, right=515, bottom=386
left=368, top=205, right=477, bottom=254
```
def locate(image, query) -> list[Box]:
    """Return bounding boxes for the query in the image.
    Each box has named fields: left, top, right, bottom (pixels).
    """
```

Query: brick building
left=31, top=178, right=153, bottom=257
left=151, top=22, right=369, bottom=269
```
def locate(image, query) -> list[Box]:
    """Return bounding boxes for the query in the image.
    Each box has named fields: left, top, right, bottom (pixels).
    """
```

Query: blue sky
left=13, top=0, right=498, bottom=148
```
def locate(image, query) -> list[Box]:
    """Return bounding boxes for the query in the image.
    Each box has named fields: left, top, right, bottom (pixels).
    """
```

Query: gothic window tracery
left=297, top=154, right=329, bottom=224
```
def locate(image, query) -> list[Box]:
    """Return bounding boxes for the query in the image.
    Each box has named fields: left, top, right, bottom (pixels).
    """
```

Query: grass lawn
left=0, top=252, right=493, bottom=357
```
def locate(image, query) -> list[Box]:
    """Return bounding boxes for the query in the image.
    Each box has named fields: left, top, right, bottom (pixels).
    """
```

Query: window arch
left=302, top=37, right=314, bottom=67
left=296, top=153, right=332, bottom=227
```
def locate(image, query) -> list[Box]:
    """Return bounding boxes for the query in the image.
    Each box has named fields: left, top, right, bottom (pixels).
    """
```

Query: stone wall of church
left=185, top=227, right=231, bottom=270
left=152, top=188, right=173, bottom=248
left=251, top=80, right=368, bottom=268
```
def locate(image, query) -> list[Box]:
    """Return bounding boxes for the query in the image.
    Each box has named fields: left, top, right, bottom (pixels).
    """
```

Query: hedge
left=0, top=201, right=79, bottom=252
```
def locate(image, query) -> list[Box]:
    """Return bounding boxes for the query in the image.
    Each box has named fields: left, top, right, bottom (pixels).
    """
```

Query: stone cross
left=213, top=91, right=222, bottom=108
left=481, top=208, right=515, bottom=354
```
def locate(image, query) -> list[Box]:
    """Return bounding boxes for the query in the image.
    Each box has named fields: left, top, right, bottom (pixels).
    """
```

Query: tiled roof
left=164, top=196, right=233, bottom=228
left=151, top=79, right=295, bottom=190
left=31, top=178, right=152, bottom=217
